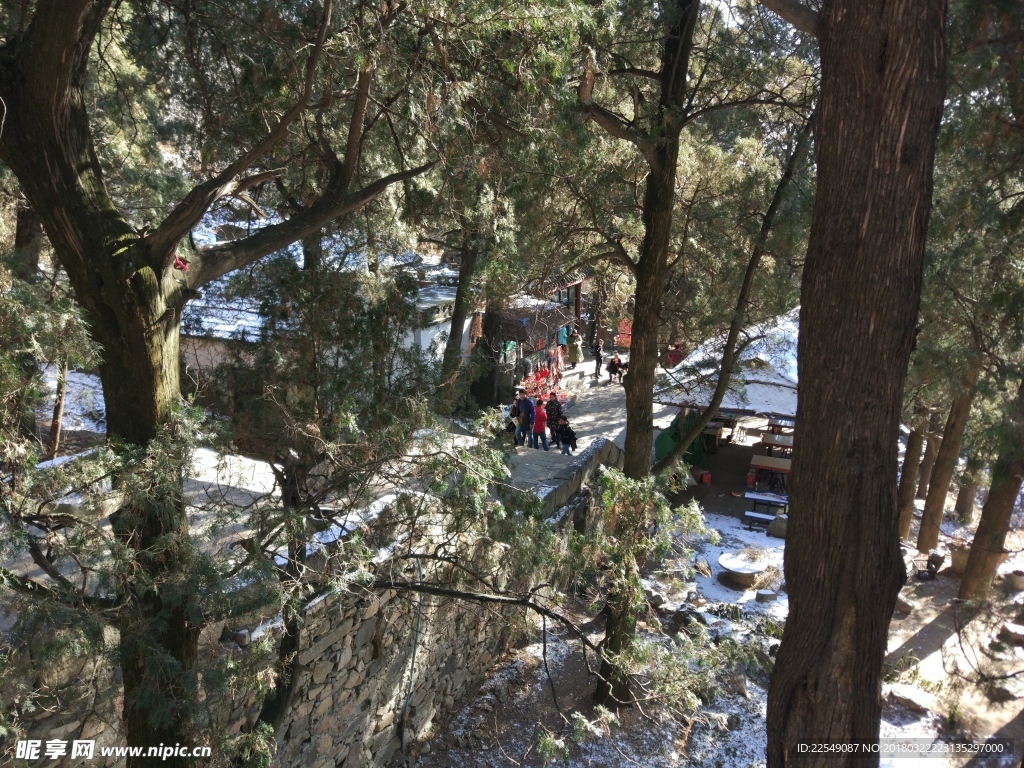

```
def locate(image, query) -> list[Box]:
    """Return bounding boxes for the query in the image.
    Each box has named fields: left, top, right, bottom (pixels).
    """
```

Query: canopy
left=655, top=309, right=800, bottom=419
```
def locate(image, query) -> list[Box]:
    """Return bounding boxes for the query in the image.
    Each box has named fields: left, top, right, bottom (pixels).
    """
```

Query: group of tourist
left=591, top=338, right=627, bottom=384
left=508, top=389, right=577, bottom=455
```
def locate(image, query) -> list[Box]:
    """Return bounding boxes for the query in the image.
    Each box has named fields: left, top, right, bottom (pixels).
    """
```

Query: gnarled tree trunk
left=437, top=237, right=479, bottom=411
left=953, top=455, right=982, bottom=524
left=764, top=0, right=947, bottom=765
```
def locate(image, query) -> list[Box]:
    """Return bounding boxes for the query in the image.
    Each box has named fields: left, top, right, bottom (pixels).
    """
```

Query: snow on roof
left=657, top=309, right=800, bottom=417
left=415, top=284, right=458, bottom=311
left=182, top=298, right=267, bottom=341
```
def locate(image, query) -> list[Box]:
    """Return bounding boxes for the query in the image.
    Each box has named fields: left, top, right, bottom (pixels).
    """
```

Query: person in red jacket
left=532, top=395, right=549, bottom=450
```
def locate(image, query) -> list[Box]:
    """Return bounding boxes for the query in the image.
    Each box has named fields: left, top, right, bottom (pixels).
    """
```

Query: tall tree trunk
left=897, top=425, right=926, bottom=540
left=616, top=0, right=700, bottom=480
left=12, top=201, right=45, bottom=440
left=958, top=378, right=1024, bottom=601
left=13, top=202, right=44, bottom=282
left=437, top=238, right=479, bottom=411
left=953, top=455, right=982, bottom=524
left=916, top=411, right=941, bottom=499
left=917, top=362, right=981, bottom=551
left=47, top=357, right=69, bottom=458
left=470, top=295, right=505, bottom=407
left=765, top=0, right=947, bottom=765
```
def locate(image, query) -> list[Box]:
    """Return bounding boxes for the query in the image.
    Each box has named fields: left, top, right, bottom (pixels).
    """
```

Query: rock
left=656, top=601, right=681, bottom=617
left=727, top=713, right=742, bottom=730
left=894, top=596, right=914, bottom=614
left=755, top=590, right=777, bottom=603
left=886, top=684, right=936, bottom=714
left=648, top=592, right=667, bottom=608
left=1000, top=622, right=1024, bottom=646
left=766, top=515, right=788, bottom=538
left=421, top=743, right=431, bottom=755
left=722, top=672, right=748, bottom=699
left=768, top=642, right=780, bottom=657
left=234, top=629, right=251, bottom=647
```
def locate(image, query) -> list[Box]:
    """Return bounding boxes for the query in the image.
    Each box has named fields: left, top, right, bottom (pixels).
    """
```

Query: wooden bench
left=743, top=510, right=776, bottom=530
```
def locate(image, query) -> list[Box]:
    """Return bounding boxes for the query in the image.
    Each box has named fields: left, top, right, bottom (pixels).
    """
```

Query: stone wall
left=3, top=532, right=576, bottom=767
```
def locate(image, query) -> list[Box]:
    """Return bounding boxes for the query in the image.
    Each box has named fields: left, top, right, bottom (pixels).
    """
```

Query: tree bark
left=469, top=295, right=505, bottom=407
left=47, top=357, right=69, bottom=459
left=917, top=362, right=981, bottom=551
left=953, top=455, right=982, bottom=524
left=766, top=0, right=947, bottom=765
left=958, top=378, right=1024, bottom=601
left=897, top=425, right=925, bottom=540
left=437, top=236, right=479, bottom=411
left=598, top=0, right=700, bottom=481
left=13, top=202, right=44, bottom=282
left=916, top=411, right=941, bottom=499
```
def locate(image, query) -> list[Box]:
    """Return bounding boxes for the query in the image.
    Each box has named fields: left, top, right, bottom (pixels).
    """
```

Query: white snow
left=36, top=366, right=106, bottom=433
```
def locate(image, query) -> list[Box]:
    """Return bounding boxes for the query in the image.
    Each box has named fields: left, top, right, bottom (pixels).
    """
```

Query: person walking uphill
left=533, top=395, right=550, bottom=450
left=568, top=330, right=584, bottom=370
left=514, top=390, right=535, bottom=447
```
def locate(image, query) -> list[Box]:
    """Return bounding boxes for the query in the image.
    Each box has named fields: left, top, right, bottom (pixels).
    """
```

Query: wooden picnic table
left=750, top=454, right=791, bottom=493
left=761, top=433, right=794, bottom=456
left=750, top=455, right=792, bottom=472
left=767, top=416, right=795, bottom=435
left=745, top=491, right=789, bottom=513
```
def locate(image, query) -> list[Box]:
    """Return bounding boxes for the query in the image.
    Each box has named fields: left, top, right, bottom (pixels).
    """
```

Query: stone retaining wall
left=4, top=527, right=585, bottom=767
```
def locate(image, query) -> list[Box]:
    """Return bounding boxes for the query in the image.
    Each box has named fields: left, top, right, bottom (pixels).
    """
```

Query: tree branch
left=578, top=55, right=655, bottom=164
left=188, top=161, right=435, bottom=287
left=758, top=0, right=820, bottom=37
left=371, top=579, right=603, bottom=655
left=338, top=64, right=374, bottom=191
left=148, top=0, right=334, bottom=268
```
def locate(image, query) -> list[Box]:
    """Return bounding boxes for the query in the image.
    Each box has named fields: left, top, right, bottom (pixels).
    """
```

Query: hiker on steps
left=533, top=395, right=550, bottom=451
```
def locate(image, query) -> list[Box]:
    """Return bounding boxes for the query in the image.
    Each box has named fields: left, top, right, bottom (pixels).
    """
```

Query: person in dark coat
left=592, top=339, right=604, bottom=379
left=555, top=416, right=577, bottom=456
left=513, top=390, right=534, bottom=447
left=545, top=393, right=563, bottom=448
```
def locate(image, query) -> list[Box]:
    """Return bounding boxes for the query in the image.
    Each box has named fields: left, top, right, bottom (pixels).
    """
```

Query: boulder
left=766, top=515, right=788, bottom=538
left=886, top=683, right=936, bottom=714
left=894, top=595, right=914, bottom=614
left=756, top=590, right=778, bottom=603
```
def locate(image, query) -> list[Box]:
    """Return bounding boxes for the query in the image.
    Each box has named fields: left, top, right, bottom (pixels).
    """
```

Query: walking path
left=505, top=352, right=679, bottom=508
